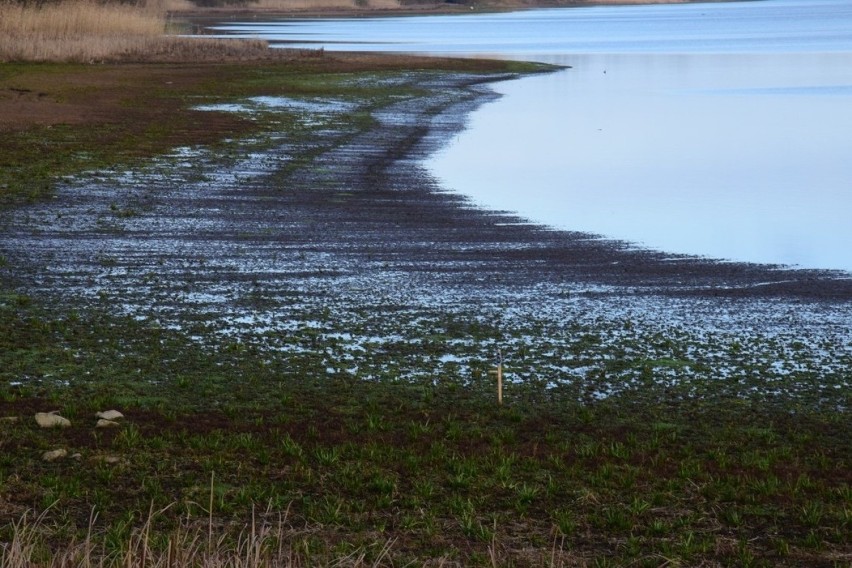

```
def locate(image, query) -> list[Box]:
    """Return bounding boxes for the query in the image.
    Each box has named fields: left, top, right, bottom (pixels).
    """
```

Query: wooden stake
left=489, top=364, right=503, bottom=405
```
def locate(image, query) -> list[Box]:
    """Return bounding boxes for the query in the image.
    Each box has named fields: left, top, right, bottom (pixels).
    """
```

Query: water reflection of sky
left=431, top=52, right=852, bottom=271
left=212, top=0, right=852, bottom=271
left=213, top=0, right=852, bottom=55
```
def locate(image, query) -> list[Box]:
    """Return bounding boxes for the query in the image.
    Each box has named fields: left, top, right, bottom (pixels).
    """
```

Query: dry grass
left=0, top=0, right=163, bottom=62
left=0, top=0, right=273, bottom=62
left=1, top=503, right=398, bottom=567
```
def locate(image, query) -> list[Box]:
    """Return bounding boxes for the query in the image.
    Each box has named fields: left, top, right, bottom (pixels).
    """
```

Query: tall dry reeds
left=0, top=0, right=270, bottom=62
left=0, top=0, right=164, bottom=61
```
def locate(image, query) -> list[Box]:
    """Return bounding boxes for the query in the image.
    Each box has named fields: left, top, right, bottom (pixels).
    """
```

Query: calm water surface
left=213, top=0, right=852, bottom=271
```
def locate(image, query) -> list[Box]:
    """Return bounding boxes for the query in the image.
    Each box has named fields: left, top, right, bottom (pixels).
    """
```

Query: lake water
left=211, top=0, right=852, bottom=271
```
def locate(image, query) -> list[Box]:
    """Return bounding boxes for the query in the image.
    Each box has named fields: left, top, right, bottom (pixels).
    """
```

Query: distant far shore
left=170, top=0, right=717, bottom=25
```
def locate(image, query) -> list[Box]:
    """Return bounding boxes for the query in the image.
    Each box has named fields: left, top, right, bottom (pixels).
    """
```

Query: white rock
left=35, top=412, right=71, bottom=428
left=95, top=410, right=124, bottom=421
left=1, top=416, right=19, bottom=424
left=42, top=448, right=68, bottom=462
left=95, top=419, right=120, bottom=429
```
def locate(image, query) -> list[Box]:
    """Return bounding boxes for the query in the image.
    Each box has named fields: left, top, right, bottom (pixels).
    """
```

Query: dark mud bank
left=4, top=72, right=849, bottom=307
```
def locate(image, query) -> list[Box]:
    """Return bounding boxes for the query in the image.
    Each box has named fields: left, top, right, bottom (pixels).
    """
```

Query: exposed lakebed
left=1, top=71, right=850, bottom=407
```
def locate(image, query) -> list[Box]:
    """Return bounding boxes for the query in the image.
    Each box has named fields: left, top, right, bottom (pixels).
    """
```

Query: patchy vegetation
left=0, top=57, right=540, bottom=205
left=0, top=295, right=850, bottom=566
left=0, top=24, right=848, bottom=568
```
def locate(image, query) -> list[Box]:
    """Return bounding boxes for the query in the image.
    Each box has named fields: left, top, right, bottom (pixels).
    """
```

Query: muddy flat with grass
left=1, top=15, right=850, bottom=568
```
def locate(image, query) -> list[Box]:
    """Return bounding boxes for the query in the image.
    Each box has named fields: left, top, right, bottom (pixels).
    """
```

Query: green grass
left=0, top=297, right=849, bottom=565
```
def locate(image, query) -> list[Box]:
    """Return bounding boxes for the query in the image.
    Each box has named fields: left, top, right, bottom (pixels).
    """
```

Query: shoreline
left=3, top=68, right=851, bottom=309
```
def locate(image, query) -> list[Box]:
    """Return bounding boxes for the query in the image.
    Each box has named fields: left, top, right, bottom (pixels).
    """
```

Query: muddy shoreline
left=2, top=63, right=850, bottom=568
left=2, top=69, right=851, bottom=406
left=2, top=71, right=851, bottom=314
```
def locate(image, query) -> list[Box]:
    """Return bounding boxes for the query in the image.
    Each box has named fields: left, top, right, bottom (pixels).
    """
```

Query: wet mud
left=3, top=73, right=850, bottom=300
left=2, top=72, right=850, bottom=403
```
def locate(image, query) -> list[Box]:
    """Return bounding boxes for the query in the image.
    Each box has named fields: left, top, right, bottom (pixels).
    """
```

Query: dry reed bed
left=0, top=0, right=271, bottom=62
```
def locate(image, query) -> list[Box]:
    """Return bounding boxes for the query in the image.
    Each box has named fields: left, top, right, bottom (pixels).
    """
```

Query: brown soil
left=1, top=64, right=243, bottom=132
left=0, top=55, right=508, bottom=131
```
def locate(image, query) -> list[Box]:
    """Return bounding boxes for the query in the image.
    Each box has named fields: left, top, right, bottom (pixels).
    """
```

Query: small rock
left=95, top=410, right=124, bottom=421
left=1, top=416, right=19, bottom=424
left=103, top=456, right=122, bottom=465
left=35, top=412, right=71, bottom=428
left=70, top=453, right=82, bottom=460
left=42, top=448, right=68, bottom=462
left=95, top=419, right=120, bottom=429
